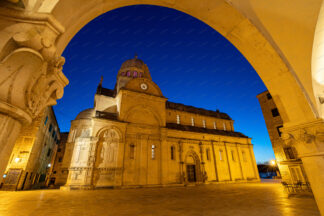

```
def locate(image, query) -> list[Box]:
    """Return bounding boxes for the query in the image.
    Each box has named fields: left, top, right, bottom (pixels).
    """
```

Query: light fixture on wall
left=47, top=163, right=51, bottom=168
left=14, top=158, right=20, bottom=163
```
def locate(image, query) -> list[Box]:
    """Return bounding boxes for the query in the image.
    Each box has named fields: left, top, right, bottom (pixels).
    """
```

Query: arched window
left=171, top=146, right=175, bottom=160
left=44, top=116, right=48, bottom=125
left=127, top=71, right=131, bottom=77
left=121, top=72, right=126, bottom=76
left=176, top=115, right=180, bottom=124
left=133, top=71, right=138, bottom=77
left=219, top=149, right=223, bottom=161
left=213, top=121, right=217, bottom=129
left=130, top=144, right=135, bottom=159
left=139, top=72, right=143, bottom=78
left=202, top=120, right=206, bottom=128
left=191, top=117, right=195, bottom=126
left=223, top=122, right=226, bottom=131
left=151, top=145, right=156, bottom=159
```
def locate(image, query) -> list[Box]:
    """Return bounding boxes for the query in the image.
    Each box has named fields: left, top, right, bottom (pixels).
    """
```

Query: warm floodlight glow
left=47, top=163, right=51, bottom=168
left=14, top=157, right=20, bottom=163
left=270, top=160, right=276, bottom=166
left=3, top=174, right=6, bottom=178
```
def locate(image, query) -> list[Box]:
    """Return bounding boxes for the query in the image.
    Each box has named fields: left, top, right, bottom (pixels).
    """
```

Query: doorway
left=186, top=165, right=196, bottom=182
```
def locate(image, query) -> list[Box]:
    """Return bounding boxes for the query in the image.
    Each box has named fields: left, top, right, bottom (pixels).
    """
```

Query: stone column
left=282, top=120, right=324, bottom=215
left=0, top=7, right=69, bottom=179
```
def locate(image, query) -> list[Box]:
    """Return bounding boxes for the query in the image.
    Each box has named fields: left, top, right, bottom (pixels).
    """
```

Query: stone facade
left=1, top=107, right=60, bottom=190
left=61, top=57, right=259, bottom=190
left=49, top=132, right=69, bottom=187
left=257, top=91, right=309, bottom=186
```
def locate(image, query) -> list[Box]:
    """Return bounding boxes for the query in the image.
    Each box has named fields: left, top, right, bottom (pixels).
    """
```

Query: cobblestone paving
left=0, top=181, right=320, bottom=216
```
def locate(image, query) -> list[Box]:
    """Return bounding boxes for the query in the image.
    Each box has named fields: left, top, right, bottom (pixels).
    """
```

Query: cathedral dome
left=117, top=55, right=152, bottom=80
left=75, top=108, right=94, bottom=120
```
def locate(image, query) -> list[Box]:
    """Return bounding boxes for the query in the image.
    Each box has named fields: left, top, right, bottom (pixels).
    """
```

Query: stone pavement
left=0, top=181, right=320, bottom=216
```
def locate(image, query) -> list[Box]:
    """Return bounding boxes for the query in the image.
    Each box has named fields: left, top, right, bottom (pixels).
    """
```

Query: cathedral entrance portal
left=186, top=165, right=196, bottom=182
left=185, top=152, right=200, bottom=183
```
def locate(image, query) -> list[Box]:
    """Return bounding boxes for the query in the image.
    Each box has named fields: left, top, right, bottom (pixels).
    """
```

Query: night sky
left=54, top=5, right=275, bottom=163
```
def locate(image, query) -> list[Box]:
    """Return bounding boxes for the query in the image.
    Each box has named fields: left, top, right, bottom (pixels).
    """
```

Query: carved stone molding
left=0, top=15, right=68, bottom=123
left=281, top=119, right=324, bottom=158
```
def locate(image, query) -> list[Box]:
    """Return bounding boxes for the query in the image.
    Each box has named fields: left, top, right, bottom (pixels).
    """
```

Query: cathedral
left=62, top=57, right=259, bottom=190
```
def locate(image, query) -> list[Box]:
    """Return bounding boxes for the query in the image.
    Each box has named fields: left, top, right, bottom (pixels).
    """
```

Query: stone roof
left=166, top=123, right=248, bottom=138
left=166, top=101, right=231, bottom=120
left=75, top=108, right=94, bottom=120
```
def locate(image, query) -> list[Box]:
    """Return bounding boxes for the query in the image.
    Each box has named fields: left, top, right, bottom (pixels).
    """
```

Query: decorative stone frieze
left=281, top=120, right=324, bottom=157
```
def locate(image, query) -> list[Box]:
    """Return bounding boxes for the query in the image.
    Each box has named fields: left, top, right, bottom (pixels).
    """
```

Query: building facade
left=257, top=91, right=309, bottom=185
left=1, top=107, right=60, bottom=190
left=49, top=132, right=69, bottom=187
left=62, top=57, right=259, bottom=190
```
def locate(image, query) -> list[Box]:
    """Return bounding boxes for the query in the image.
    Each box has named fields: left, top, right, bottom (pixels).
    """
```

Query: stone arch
left=184, top=150, right=202, bottom=182
left=93, top=127, right=122, bottom=187
left=124, top=104, right=163, bottom=126
left=95, top=125, right=123, bottom=142
left=312, top=0, right=324, bottom=119
left=48, top=0, right=318, bottom=127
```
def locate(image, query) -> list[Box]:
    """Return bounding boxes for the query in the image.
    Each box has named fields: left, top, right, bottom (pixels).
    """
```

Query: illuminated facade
left=257, top=91, right=309, bottom=185
left=1, top=107, right=60, bottom=190
left=49, top=132, right=69, bottom=187
left=62, top=57, right=259, bottom=189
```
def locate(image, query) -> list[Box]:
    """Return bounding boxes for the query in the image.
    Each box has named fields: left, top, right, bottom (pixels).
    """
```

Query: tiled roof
left=166, top=101, right=231, bottom=120
left=166, top=123, right=248, bottom=138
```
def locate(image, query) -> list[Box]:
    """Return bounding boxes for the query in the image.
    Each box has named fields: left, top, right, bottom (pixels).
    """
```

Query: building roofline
left=166, top=101, right=232, bottom=120
left=256, top=90, right=269, bottom=98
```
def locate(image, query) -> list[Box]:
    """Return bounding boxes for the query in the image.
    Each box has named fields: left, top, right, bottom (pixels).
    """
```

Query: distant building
left=49, top=132, right=69, bottom=187
left=1, top=107, right=60, bottom=190
left=61, top=57, right=259, bottom=190
left=257, top=164, right=279, bottom=179
left=257, top=91, right=309, bottom=185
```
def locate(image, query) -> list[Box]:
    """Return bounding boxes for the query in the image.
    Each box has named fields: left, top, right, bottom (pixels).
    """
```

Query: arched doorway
left=185, top=151, right=201, bottom=183
left=93, top=128, right=121, bottom=187
left=0, top=0, right=323, bottom=214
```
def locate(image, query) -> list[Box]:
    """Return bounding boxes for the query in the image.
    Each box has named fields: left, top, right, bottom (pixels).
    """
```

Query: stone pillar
left=0, top=6, right=69, bottom=179
left=0, top=114, right=22, bottom=181
left=282, top=120, right=324, bottom=215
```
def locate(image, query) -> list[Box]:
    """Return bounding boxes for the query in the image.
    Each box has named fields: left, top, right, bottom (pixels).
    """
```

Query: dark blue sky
left=55, top=5, right=274, bottom=163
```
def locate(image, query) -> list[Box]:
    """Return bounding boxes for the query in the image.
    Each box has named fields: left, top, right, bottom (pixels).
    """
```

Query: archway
left=0, top=0, right=323, bottom=214
left=184, top=151, right=201, bottom=183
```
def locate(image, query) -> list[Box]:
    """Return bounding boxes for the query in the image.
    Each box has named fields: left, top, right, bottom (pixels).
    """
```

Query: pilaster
left=281, top=120, right=324, bottom=215
left=0, top=6, right=68, bottom=178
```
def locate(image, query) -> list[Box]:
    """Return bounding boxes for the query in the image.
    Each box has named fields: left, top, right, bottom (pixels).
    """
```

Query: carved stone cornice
left=0, top=17, right=68, bottom=123
left=281, top=119, right=324, bottom=158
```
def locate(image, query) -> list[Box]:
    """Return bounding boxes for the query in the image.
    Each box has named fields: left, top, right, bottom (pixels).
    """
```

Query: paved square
left=0, top=181, right=320, bottom=216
